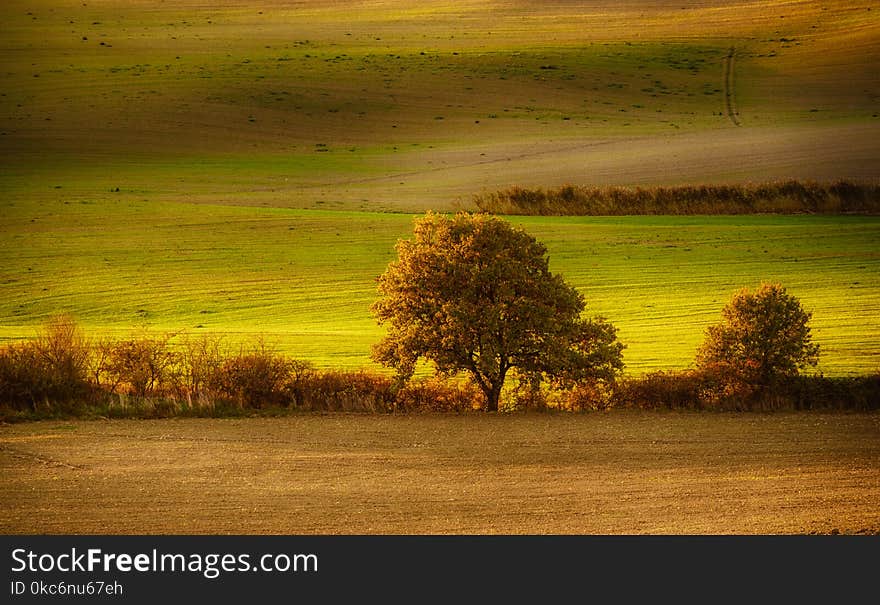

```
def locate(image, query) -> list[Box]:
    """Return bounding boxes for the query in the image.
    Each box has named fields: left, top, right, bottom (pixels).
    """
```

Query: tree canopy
left=696, top=282, right=820, bottom=387
left=371, top=212, right=623, bottom=411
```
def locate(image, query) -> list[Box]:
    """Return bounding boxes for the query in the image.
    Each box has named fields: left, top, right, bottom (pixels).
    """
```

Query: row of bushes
left=0, top=317, right=485, bottom=419
left=612, top=369, right=880, bottom=412
left=1, top=317, right=877, bottom=420
left=499, top=367, right=879, bottom=412
left=471, top=181, right=880, bottom=216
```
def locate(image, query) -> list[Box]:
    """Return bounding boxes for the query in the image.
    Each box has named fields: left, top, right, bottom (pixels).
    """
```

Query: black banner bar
left=2, top=535, right=877, bottom=603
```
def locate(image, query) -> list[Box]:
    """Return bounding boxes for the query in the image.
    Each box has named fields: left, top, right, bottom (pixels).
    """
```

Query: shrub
left=299, top=370, right=395, bottom=412
left=209, top=344, right=296, bottom=408
left=505, top=376, right=549, bottom=412
left=750, top=374, right=880, bottom=411
left=614, top=370, right=705, bottom=410
left=395, top=377, right=483, bottom=412
left=0, top=315, right=92, bottom=411
left=558, top=381, right=616, bottom=411
left=95, top=332, right=179, bottom=398
left=508, top=377, right=615, bottom=412
left=286, top=358, right=316, bottom=409
left=610, top=369, right=880, bottom=411
left=36, top=315, right=92, bottom=399
left=472, top=181, right=880, bottom=216
left=178, top=333, right=227, bottom=406
left=0, top=342, right=47, bottom=410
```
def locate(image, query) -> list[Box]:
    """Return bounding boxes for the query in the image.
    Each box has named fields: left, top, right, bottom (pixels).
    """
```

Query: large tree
left=371, top=212, right=623, bottom=411
left=696, top=283, right=820, bottom=387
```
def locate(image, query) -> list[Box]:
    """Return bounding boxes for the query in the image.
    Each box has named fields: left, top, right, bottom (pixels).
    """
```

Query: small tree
left=696, top=283, right=820, bottom=392
left=100, top=332, right=178, bottom=397
left=372, top=212, right=624, bottom=411
left=0, top=315, right=92, bottom=409
left=36, top=315, right=91, bottom=390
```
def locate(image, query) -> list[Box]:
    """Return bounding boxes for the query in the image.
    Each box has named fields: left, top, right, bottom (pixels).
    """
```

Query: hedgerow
left=1, top=317, right=877, bottom=421
left=471, top=181, right=880, bottom=216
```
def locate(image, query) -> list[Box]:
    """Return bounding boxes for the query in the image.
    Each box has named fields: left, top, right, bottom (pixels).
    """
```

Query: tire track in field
left=0, top=443, right=87, bottom=471
left=298, top=136, right=647, bottom=190
left=305, top=46, right=744, bottom=191
left=724, top=47, right=741, bottom=126
left=92, top=431, right=367, bottom=449
left=96, top=432, right=298, bottom=445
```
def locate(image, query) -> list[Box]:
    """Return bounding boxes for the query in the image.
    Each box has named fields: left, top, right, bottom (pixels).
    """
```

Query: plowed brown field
left=2, top=412, right=878, bottom=535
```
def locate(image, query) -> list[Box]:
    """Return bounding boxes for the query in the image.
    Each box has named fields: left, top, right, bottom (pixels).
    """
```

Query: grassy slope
left=1, top=1, right=878, bottom=209
left=1, top=1, right=878, bottom=374
left=2, top=199, right=877, bottom=375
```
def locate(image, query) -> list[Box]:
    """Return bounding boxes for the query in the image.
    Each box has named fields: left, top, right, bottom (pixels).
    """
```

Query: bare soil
left=2, top=412, right=878, bottom=535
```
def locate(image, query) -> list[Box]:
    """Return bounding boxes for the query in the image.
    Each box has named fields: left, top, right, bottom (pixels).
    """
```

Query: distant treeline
left=1, top=317, right=877, bottom=421
left=471, top=181, right=880, bottom=215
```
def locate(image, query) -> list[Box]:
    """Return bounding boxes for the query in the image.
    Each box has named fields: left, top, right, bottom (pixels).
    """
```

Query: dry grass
left=471, top=181, right=880, bottom=215
left=1, top=412, right=878, bottom=535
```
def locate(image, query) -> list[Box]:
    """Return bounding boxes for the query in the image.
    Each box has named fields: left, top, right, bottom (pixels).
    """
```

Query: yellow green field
left=2, top=0, right=880, bottom=539
left=2, top=1, right=879, bottom=373
left=2, top=201, right=879, bottom=375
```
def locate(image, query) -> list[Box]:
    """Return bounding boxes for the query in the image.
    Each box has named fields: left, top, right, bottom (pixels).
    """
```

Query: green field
left=2, top=1, right=878, bottom=209
left=2, top=1, right=879, bottom=376
left=2, top=199, right=878, bottom=375
left=2, top=0, right=880, bottom=546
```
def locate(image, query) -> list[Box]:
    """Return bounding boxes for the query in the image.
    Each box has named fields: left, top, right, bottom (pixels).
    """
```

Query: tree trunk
left=485, top=388, right=499, bottom=412
left=484, top=379, right=504, bottom=412
left=471, top=367, right=507, bottom=412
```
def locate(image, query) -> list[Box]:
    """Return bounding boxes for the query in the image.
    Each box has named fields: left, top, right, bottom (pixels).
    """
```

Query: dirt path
left=724, top=47, right=741, bottom=126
